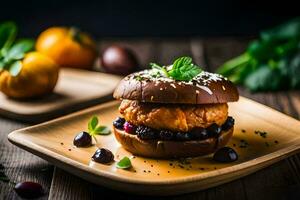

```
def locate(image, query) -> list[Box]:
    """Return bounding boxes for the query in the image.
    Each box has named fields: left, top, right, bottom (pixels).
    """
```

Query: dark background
left=1, top=0, right=299, bottom=38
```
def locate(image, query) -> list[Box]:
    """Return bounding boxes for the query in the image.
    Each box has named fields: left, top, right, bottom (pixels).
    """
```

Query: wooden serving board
left=8, top=97, right=300, bottom=195
left=0, top=68, right=122, bottom=122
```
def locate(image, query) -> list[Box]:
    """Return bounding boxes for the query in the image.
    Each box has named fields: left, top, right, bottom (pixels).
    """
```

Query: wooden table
left=1, top=38, right=300, bottom=200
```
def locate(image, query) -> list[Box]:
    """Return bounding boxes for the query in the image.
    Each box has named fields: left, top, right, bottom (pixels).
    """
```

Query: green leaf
left=0, top=21, right=17, bottom=57
left=172, top=56, right=192, bottom=68
left=93, top=126, right=111, bottom=135
left=168, top=56, right=202, bottom=81
left=261, top=17, right=300, bottom=41
left=88, top=116, right=98, bottom=133
left=116, top=156, right=132, bottom=169
left=244, top=66, right=285, bottom=92
left=8, top=60, right=22, bottom=77
left=217, top=53, right=251, bottom=76
left=289, top=53, right=300, bottom=88
left=4, top=39, right=35, bottom=62
left=150, top=62, right=169, bottom=77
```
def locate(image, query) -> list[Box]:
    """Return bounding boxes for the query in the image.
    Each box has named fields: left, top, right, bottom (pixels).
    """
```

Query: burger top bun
left=113, top=69, right=239, bottom=104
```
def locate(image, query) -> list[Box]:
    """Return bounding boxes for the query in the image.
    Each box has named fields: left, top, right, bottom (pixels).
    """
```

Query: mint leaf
left=0, top=22, right=17, bottom=57
left=8, top=61, right=22, bottom=76
left=150, top=62, right=169, bottom=77
left=87, top=116, right=111, bottom=142
left=172, top=56, right=192, bottom=68
left=116, top=156, right=132, bottom=169
left=150, top=56, right=202, bottom=81
left=88, top=116, right=98, bottom=133
left=93, top=126, right=111, bottom=135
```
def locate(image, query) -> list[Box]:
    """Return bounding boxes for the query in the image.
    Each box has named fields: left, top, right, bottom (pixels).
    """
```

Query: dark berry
left=123, top=122, right=136, bottom=134
left=14, top=181, right=44, bottom=199
left=207, top=123, right=222, bottom=137
left=159, top=130, right=174, bottom=140
left=213, top=147, right=238, bottom=163
left=92, top=148, right=114, bottom=164
left=113, top=117, right=125, bottom=130
left=73, top=131, right=92, bottom=147
left=222, top=116, right=235, bottom=131
left=175, top=132, right=190, bottom=141
left=136, top=126, right=158, bottom=140
left=188, top=127, right=209, bottom=140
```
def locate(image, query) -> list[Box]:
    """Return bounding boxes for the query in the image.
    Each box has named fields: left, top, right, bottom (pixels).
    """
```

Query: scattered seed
left=242, top=129, right=246, bottom=133
left=68, top=149, right=71, bottom=151
left=274, top=140, right=279, bottom=144
left=151, top=165, right=153, bottom=167
left=143, top=170, right=146, bottom=173
left=60, top=142, right=64, bottom=145
left=167, top=171, right=170, bottom=173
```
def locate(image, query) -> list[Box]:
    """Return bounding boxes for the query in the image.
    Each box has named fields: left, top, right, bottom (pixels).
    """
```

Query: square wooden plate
left=0, top=68, right=122, bottom=122
left=8, top=97, right=300, bottom=195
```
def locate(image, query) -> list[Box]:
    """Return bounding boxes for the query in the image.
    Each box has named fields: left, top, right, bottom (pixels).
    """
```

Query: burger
left=112, top=56, right=239, bottom=158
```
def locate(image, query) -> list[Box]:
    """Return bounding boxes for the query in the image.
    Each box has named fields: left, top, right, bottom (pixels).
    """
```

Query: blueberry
left=222, top=116, right=235, bottom=131
left=175, top=132, right=190, bottom=141
left=159, top=130, right=174, bottom=140
left=113, top=117, right=125, bottom=130
left=136, top=126, right=158, bottom=140
left=213, top=147, right=238, bottom=163
left=73, top=131, right=92, bottom=147
left=207, top=123, right=222, bottom=137
left=189, top=127, right=209, bottom=140
left=14, top=181, right=44, bottom=199
left=92, top=148, right=114, bottom=164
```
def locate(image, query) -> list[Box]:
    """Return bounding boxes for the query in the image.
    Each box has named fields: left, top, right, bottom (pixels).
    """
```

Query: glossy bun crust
left=113, top=70, right=239, bottom=104
left=113, top=127, right=233, bottom=158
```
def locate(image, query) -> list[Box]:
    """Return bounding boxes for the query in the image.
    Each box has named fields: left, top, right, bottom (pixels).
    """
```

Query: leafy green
left=87, top=116, right=111, bottom=138
left=0, top=21, right=17, bottom=57
left=8, top=61, right=22, bottom=77
left=217, top=17, right=300, bottom=92
left=150, top=56, right=202, bottom=81
left=116, top=156, right=132, bottom=169
left=4, top=39, right=34, bottom=62
left=0, top=22, right=34, bottom=76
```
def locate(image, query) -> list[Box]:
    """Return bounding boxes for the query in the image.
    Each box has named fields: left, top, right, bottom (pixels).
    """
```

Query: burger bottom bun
left=113, top=127, right=234, bottom=158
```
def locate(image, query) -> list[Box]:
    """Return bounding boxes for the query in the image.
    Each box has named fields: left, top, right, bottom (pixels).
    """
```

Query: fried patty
left=119, top=100, right=228, bottom=132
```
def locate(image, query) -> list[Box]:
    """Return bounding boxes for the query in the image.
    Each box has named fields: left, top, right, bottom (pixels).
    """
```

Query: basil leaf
left=88, top=116, right=98, bottom=133
left=116, top=156, right=132, bottom=169
left=8, top=60, right=22, bottom=77
left=94, top=126, right=111, bottom=135
left=5, top=39, right=34, bottom=62
left=0, top=21, right=17, bottom=57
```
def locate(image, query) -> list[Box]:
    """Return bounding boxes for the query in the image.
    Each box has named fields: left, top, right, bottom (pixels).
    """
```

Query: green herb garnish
left=116, top=156, right=132, bottom=169
left=217, top=17, right=300, bottom=92
left=150, top=56, right=202, bottom=81
left=0, top=22, right=34, bottom=76
left=87, top=116, right=111, bottom=142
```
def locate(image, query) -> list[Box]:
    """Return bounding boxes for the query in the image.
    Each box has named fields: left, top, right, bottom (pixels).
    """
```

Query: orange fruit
left=36, top=27, right=97, bottom=69
left=0, top=52, right=59, bottom=98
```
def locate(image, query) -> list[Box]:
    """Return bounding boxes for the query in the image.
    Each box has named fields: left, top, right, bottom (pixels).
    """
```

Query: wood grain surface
left=1, top=38, right=300, bottom=200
